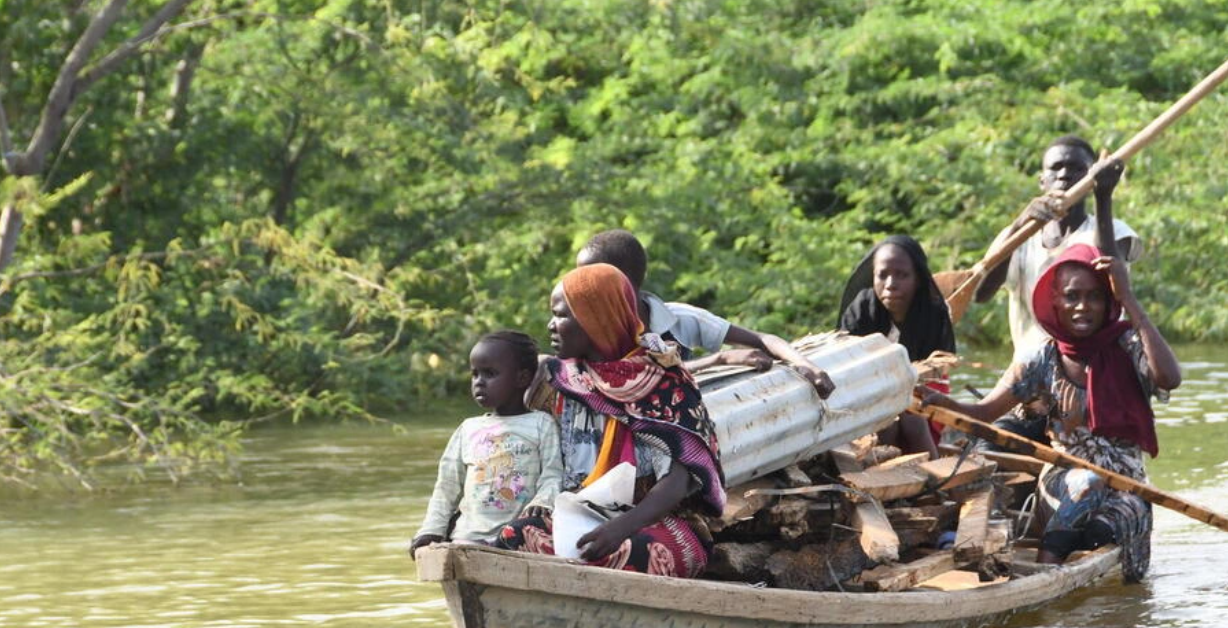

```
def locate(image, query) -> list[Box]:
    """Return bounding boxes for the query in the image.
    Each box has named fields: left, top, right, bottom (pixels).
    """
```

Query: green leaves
left=1, top=0, right=1225, bottom=488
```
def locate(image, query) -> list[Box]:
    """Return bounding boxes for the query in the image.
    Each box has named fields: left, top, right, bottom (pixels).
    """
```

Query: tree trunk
left=0, top=0, right=196, bottom=273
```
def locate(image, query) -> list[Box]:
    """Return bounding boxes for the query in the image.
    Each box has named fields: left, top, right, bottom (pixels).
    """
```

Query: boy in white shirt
left=576, top=230, right=834, bottom=398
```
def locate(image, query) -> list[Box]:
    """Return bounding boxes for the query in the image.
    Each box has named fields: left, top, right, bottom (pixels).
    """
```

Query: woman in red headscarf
left=494, top=263, right=725, bottom=578
left=921, top=244, right=1180, bottom=581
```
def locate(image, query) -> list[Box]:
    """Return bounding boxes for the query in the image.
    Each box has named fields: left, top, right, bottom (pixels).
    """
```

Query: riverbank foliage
left=2, top=0, right=1225, bottom=488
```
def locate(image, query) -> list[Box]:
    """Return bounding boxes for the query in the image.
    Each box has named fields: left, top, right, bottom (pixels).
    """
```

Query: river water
left=1, top=345, right=1225, bottom=628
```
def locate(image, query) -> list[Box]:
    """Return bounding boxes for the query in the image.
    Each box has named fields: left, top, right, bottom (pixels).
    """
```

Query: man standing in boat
left=975, top=135, right=1140, bottom=363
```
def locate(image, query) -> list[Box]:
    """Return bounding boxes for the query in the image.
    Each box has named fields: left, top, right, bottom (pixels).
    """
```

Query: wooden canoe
left=416, top=542, right=1121, bottom=628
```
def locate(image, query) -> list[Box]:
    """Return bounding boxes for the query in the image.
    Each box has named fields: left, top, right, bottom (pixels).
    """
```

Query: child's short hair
left=477, top=330, right=539, bottom=373
left=579, top=229, right=647, bottom=289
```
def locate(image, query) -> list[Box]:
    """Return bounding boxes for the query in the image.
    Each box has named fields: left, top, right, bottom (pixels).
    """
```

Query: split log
left=768, top=498, right=816, bottom=540
left=917, top=455, right=997, bottom=491
left=705, top=541, right=784, bottom=582
left=995, top=471, right=1036, bottom=487
left=916, top=570, right=1009, bottom=591
left=853, top=501, right=899, bottom=563
left=976, top=519, right=1014, bottom=580
left=861, top=445, right=903, bottom=467
left=869, top=452, right=929, bottom=471
left=829, top=446, right=865, bottom=475
left=940, top=444, right=1045, bottom=475
left=860, top=516, right=1011, bottom=593
left=860, top=550, right=957, bottom=592
left=708, top=477, right=778, bottom=533
left=767, top=534, right=870, bottom=592
left=779, top=464, right=813, bottom=488
left=885, top=502, right=959, bottom=534
left=953, top=487, right=994, bottom=563
left=840, top=466, right=928, bottom=502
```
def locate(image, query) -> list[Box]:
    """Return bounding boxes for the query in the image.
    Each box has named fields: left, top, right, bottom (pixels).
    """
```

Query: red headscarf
left=561, top=263, right=643, bottom=361
left=1031, top=244, right=1158, bottom=456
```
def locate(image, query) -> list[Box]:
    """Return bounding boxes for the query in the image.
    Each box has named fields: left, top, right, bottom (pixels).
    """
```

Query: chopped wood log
left=848, top=434, right=878, bottom=459
left=853, top=501, right=899, bottom=563
left=916, top=570, right=1009, bottom=591
left=768, top=498, right=813, bottom=540
left=995, top=471, right=1037, bottom=486
left=953, top=487, right=994, bottom=563
left=890, top=515, right=938, bottom=531
left=705, top=541, right=784, bottom=582
left=767, top=534, right=870, bottom=592
left=829, top=446, right=865, bottom=475
left=939, top=445, right=1045, bottom=475
left=885, top=501, right=959, bottom=533
left=868, top=452, right=929, bottom=471
left=861, top=445, right=903, bottom=467
left=860, top=550, right=956, bottom=592
left=917, top=455, right=997, bottom=491
left=778, top=464, right=812, bottom=488
left=840, top=466, right=928, bottom=502
left=708, top=477, right=778, bottom=533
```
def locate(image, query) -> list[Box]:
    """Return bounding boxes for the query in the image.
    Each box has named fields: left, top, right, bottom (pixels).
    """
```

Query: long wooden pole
left=912, top=400, right=1228, bottom=534
left=944, top=56, right=1228, bottom=324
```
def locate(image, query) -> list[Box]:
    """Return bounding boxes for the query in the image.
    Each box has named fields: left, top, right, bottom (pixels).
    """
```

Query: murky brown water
left=1, top=346, right=1224, bottom=627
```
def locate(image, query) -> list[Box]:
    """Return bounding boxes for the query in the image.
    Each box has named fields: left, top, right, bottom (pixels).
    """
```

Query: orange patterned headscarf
left=560, top=263, right=643, bottom=361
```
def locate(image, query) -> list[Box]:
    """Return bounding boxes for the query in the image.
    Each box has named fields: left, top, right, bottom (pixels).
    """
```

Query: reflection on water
left=0, top=346, right=1225, bottom=628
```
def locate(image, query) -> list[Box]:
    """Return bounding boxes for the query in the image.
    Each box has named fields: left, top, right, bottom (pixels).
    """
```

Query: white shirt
left=415, top=411, right=563, bottom=543
left=641, top=292, right=732, bottom=355
left=994, top=216, right=1141, bottom=362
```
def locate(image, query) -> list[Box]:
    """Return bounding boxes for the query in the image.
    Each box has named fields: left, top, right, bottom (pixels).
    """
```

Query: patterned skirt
left=1040, top=467, right=1152, bottom=582
left=493, top=513, right=711, bottom=578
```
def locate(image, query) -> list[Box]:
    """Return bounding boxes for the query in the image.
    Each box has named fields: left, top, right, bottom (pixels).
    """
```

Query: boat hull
left=417, top=544, right=1120, bottom=628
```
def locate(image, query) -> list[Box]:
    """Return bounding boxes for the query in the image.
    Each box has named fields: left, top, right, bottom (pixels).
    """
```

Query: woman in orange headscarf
left=494, top=263, right=725, bottom=578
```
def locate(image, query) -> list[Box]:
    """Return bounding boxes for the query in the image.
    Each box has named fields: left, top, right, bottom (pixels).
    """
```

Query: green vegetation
left=1, top=0, right=1225, bottom=488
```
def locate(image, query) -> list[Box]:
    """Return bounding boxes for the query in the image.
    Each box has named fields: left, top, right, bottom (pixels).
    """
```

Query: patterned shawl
left=1032, top=244, right=1158, bottom=457
left=547, top=265, right=726, bottom=515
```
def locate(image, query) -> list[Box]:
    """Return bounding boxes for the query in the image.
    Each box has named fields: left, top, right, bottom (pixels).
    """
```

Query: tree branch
left=17, top=0, right=131, bottom=176
left=42, top=106, right=94, bottom=192
left=0, top=97, right=14, bottom=172
left=0, top=246, right=206, bottom=296
left=75, top=0, right=197, bottom=96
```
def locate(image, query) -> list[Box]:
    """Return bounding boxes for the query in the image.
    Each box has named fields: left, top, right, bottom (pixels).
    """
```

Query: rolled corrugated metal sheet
left=697, top=332, right=915, bottom=487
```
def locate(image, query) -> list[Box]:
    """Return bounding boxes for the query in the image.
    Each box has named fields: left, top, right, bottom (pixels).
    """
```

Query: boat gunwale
left=416, top=543, right=1121, bottom=625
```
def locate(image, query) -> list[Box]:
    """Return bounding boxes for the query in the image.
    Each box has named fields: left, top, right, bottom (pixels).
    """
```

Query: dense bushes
left=2, top=0, right=1225, bottom=487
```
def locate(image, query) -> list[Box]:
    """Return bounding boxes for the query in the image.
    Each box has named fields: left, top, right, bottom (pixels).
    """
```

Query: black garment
left=973, top=414, right=1048, bottom=453
left=837, top=235, right=956, bottom=362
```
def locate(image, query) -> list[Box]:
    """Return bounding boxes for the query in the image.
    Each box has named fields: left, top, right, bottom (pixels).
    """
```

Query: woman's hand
left=793, top=363, right=836, bottom=399
left=577, top=517, right=633, bottom=562
left=408, top=534, right=444, bottom=559
left=1091, top=255, right=1134, bottom=303
left=521, top=504, right=551, bottom=519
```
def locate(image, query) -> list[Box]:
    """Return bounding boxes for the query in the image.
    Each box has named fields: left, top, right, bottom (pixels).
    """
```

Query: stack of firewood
left=703, top=437, right=1042, bottom=592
